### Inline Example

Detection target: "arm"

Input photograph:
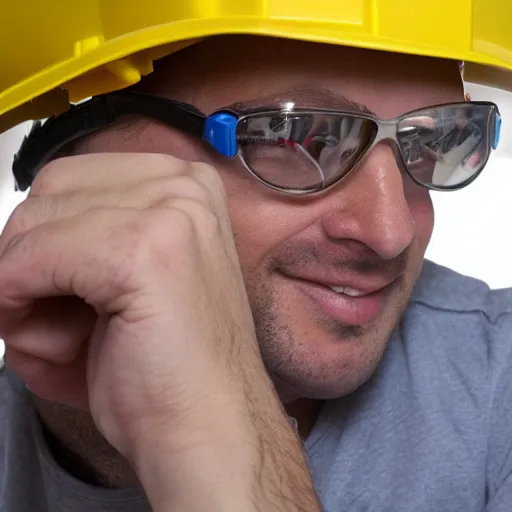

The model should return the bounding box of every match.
[134,397,321,512]
[0,154,322,512]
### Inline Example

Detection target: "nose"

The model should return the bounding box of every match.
[321,144,416,260]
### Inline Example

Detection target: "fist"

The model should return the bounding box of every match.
[0,153,263,458]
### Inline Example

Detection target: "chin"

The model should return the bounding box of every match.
[258,320,392,402]
[249,272,409,401]
[271,355,384,402]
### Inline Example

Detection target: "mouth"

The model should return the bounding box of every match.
[279,272,397,327]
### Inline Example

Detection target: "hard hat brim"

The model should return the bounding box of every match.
[1,17,511,134]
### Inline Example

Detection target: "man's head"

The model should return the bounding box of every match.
[54,36,465,401]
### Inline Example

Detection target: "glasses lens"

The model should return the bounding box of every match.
[397,103,495,189]
[237,112,377,193]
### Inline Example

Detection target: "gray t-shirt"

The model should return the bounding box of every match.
[1,260,511,511]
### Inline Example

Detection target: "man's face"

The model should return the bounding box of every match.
[80,36,464,401]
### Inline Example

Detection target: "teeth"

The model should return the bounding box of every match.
[330,286,366,297]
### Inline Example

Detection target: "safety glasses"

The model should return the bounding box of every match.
[13,91,501,195]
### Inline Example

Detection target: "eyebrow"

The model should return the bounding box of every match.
[225,86,376,115]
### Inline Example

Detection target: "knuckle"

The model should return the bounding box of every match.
[156,207,197,246]
[126,208,196,270]
[189,162,221,186]
[194,163,227,201]
[192,201,221,235]
[2,195,66,243]
[145,152,186,173]
[177,176,211,204]
[1,198,36,239]
[171,198,221,238]
[156,175,210,204]
[29,159,67,196]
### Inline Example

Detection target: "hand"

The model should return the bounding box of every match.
[1,152,256,436]
[0,153,320,511]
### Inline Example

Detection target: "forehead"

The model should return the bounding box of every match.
[144,35,464,117]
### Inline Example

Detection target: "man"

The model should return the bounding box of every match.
[0,3,511,511]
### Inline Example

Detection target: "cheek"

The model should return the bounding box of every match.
[405,184,435,251]
[219,171,308,273]
[227,196,294,272]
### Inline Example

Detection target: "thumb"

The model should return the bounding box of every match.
[0,296,95,364]
[5,346,90,410]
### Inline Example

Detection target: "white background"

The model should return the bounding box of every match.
[0,83,511,359]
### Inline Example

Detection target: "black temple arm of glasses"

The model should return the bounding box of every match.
[12,92,206,191]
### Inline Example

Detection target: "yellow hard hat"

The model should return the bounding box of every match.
[1,0,512,135]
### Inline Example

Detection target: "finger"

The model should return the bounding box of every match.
[5,347,89,410]
[0,207,185,312]
[29,153,190,196]
[0,172,224,256]
[1,296,95,364]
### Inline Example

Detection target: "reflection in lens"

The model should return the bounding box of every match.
[397,104,493,188]
[238,113,376,192]
[240,132,326,190]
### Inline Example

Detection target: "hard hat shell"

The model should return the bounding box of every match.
[1,0,511,134]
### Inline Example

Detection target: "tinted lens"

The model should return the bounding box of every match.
[397,104,495,189]
[237,112,377,192]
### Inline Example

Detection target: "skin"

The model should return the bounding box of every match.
[93,37,462,400]
[1,35,464,491]
[0,151,317,512]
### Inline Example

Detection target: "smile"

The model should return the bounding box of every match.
[281,274,397,327]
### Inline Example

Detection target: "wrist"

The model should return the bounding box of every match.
[131,403,320,512]
[128,367,321,512]
[131,412,263,512]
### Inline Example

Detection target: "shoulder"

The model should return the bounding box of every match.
[411,259,512,322]
[406,260,512,374]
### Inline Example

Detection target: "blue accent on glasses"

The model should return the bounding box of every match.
[203,112,238,157]
[493,113,502,150]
